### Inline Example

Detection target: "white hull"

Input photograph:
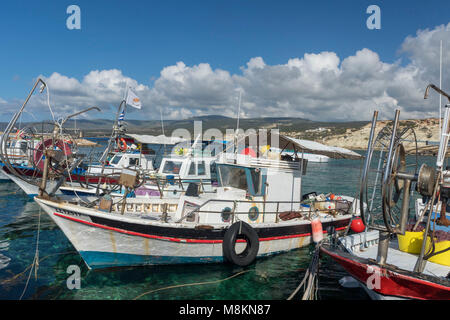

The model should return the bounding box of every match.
[35,197,353,269]
[0,170,10,181]
[6,172,62,197]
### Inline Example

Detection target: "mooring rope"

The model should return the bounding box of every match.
[18,207,42,300]
[133,269,251,300]
[1,251,77,286]
[287,243,321,300]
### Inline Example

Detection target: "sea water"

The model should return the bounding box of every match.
[0,150,437,300]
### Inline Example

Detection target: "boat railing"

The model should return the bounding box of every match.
[174,198,354,224]
[143,176,218,198]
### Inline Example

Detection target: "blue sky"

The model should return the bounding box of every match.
[0,0,449,121]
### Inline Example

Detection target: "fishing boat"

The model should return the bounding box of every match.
[0,132,39,181]
[33,131,362,269]
[58,137,220,198]
[0,79,160,198]
[320,85,450,300]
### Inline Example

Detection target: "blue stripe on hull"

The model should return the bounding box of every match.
[60,190,94,196]
[79,251,224,269]
[79,249,293,269]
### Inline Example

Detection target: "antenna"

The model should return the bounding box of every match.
[439,40,443,135]
[236,89,242,134]
[160,108,166,152]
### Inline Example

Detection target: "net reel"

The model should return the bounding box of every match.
[360,110,436,234]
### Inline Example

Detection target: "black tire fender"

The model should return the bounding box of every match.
[222,221,259,266]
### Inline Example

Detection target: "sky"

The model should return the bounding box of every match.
[0,0,449,123]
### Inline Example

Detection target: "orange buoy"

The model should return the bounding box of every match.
[311,218,324,243]
[118,138,127,151]
[350,218,365,233]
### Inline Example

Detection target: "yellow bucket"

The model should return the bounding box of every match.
[425,237,450,267]
[397,231,424,254]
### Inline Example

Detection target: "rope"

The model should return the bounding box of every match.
[45,84,56,123]
[287,243,321,300]
[133,269,251,300]
[1,251,77,286]
[18,207,41,300]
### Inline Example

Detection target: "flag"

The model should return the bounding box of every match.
[125,87,142,109]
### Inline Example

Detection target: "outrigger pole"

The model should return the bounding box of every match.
[414,85,450,272]
[0,78,47,182]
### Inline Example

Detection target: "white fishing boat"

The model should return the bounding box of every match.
[0,135,39,181]
[86,151,155,175]
[34,132,362,269]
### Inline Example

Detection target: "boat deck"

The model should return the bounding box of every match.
[339,230,449,278]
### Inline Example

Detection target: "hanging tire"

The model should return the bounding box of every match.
[223,221,259,266]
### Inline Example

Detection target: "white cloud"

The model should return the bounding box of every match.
[3,23,450,123]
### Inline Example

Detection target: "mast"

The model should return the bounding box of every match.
[234,89,242,162]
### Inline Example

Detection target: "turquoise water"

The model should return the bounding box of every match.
[0,153,436,300]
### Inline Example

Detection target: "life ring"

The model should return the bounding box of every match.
[33,138,73,172]
[222,221,259,266]
[118,138,127,151]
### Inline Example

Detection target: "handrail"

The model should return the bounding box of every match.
[174,198,353,223]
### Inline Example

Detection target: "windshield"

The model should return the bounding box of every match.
[218,165,248,190]
[110,155,122,165]
[162,160,183,174]
[198,161,206,176]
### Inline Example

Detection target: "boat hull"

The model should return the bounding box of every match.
[35,197,351,269]
[320,244,450,300]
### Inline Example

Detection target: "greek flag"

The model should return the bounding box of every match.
[118,111,125,126]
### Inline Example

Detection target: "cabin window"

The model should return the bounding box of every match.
[221,207,232,222]
[210,162,217,176]
[248,206,259,221]
[188,162,196,175]
[110,155,122,165]
[162,161,183,174]
[129,158,139,166]
[19,141,27,153]
[250,168,262,194]
[218,165,248,190]
[197,161,206,176]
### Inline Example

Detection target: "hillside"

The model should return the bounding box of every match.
[1,116,441,155]
[320,118,441,155]
[0,115,369,137]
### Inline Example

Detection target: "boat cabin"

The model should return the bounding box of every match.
[174,154,305,225]
[88,152,155,175]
